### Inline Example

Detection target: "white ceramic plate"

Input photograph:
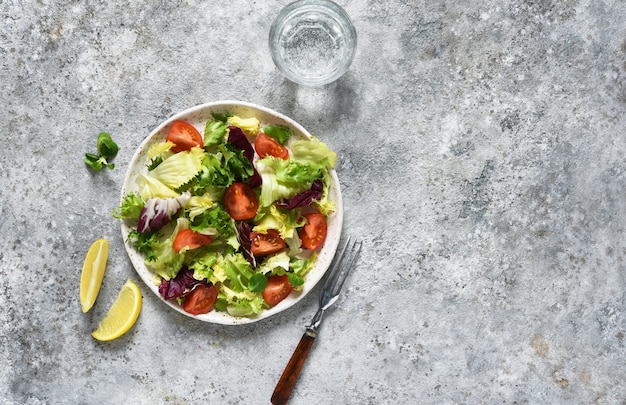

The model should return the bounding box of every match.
[120,101,343,325]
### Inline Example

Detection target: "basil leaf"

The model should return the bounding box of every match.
[287,272,304,287]
[84,153,104,171]
[97,132,119,158]
[248,273,268,293]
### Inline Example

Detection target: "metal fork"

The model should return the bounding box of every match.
[271,237,362,405]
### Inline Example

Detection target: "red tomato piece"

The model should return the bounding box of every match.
[183,284,218,315]
[224,182,259,220]
[299,213,328,250]
[262,275,293,307]
[173,229,213,253]
[250,229,286,256]
[166,120,204,153]
[254,132,289,159]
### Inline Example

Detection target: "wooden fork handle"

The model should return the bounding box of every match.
[271,331,316,405]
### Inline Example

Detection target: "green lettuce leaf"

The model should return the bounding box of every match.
[149,146,205,189]
[253,205,304,254]
[204,120,228,148]
[256,156,323,207]
[145,218,188,280]
[290,136,337,168]
[112,192,144,219]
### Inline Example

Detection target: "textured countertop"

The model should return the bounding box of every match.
[1,1,625,404]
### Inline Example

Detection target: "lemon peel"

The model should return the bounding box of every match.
[80,239,109,313]
[91,279,142,341]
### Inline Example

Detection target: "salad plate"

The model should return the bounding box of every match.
[119,100,343,325]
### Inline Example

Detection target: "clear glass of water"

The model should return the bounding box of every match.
[269,0,357,86]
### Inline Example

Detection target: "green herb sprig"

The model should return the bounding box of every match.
[85,132,119,171]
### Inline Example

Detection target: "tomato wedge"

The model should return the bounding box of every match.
[224,182,259,220]
[250,229,286,256]
[173,229,213,253]
[166,120,204,153]
[183,284,218,315]
[262,275,293,307]
[299,213,328,250]
[254,132,289,159]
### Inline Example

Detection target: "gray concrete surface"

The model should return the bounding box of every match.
[1,0,625,404]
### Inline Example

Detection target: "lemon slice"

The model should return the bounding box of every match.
[80,238,109,313]
[92,279,142,341]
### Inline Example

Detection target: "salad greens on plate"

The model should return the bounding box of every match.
[114,111,338,319]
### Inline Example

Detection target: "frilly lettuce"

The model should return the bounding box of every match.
[256,156,323,207]
[186,195,214,220]
[220,287,267,317]
[112,192,144,219]
[208,253,271,316]
[257,251,291,275]
[138,173,179,200]
[188,204,238,249]
[145,218,189,280]
[147,141,174,160]
[212,253,254,290]
[316,170,336,216]
[189,251,220,282]
[253,205,304,254]
[149,146,205,189]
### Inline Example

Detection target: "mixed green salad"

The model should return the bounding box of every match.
[113,112,337,317]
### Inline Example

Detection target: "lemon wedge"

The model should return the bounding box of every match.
[80,238,109,313]
[91,279,142,341]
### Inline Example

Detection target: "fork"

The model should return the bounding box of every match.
[271,237,362,405]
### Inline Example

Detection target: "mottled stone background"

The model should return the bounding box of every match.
[1,0,625,404]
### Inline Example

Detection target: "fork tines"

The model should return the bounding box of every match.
[321,236,362,303]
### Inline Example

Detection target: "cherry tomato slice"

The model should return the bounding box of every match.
[262,275,293,307]
[224,182,259,220]
[299,213,328,250]
[254,132,289,159]
[166,120,204,153]
[173,229,213,253]
[250,229,286,256]
[183,284,218,315]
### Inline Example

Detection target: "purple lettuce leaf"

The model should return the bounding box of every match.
[158,267,207,300]
[137,192,191,233]
[227,126,254,161]
[235,220,256,267]
[276,179,323,209]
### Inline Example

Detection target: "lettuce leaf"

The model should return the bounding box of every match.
[144,218,188,280]
[186,195,214,220]
[184,144,254,194]
[204,120,228,148]
[227,115,260,136]
[138,173,180,200]
[149,146,205,189]
[112,192,144,219]
[137,192,190,233]
[253,205,304,254]
[316,169,336,216]
[147,141,174,161]
[189,251,220,282]
[210,253,270,316]
[256,156,323,207]
[291,136,337,168]
[256,251,291,275]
